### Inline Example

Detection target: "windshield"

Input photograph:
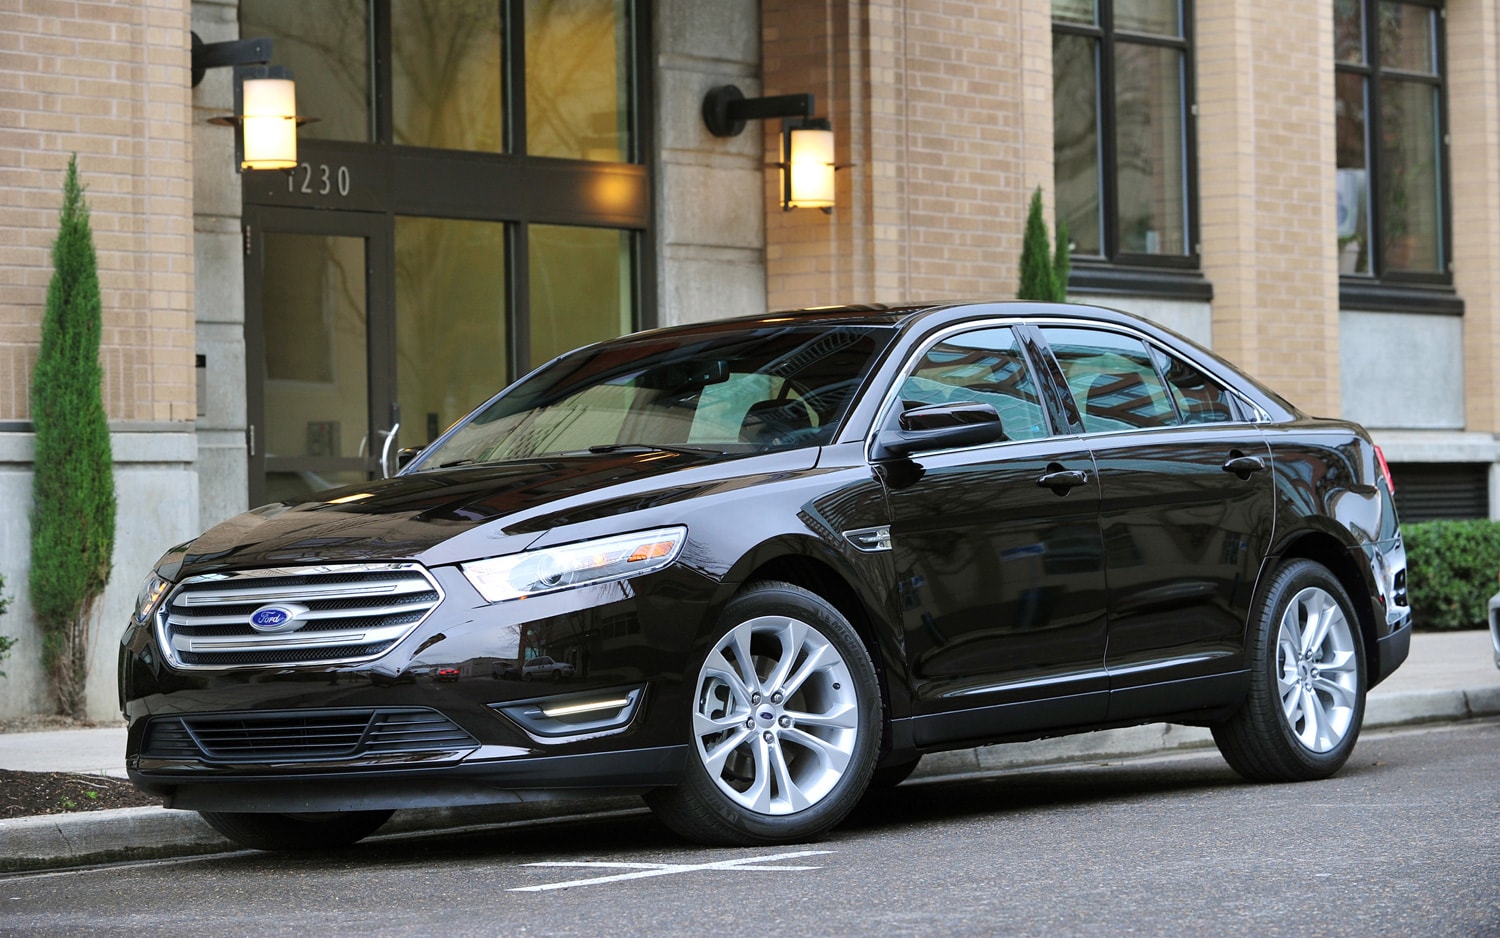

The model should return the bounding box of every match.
[409,324,893,469]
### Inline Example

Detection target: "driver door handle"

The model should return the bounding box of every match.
[1037,467,1089,494]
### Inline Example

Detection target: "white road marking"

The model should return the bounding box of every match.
[510,849,834,892]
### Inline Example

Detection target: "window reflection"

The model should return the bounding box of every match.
[396,217,508,447]
[241,0,370,141]
[526,0,633,161]
[392,0,504,152]
[1114,42,1186,256]
[528,225,633,368]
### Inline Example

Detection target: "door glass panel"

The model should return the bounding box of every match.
[261,233,369,502]
[391,0,504,151]
[396,217,509,447]
[241,0,370,142]
[899,327,1051,442]
[527,225,633,368]
[1042,327,1177,432]
[1148,347,1239,424]
[526,0,633,161]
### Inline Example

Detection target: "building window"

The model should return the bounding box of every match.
[1335,0,1448,283]
[1052,0,1196,270]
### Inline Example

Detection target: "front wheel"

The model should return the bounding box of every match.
[1213,559,1366,782]
[645,581,881,846]
[199,809,394,851]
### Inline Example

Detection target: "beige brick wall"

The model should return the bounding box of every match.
[764,0,1054,310]
[1450,0,1500,436]
[0,0,195,423]
[1197,2,1341,417]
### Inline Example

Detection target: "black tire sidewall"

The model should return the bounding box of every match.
[1252,559,1368,776]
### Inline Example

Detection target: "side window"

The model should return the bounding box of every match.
[1040,327,1176,433]
[1148,346,1240,424]
[899,326,1050,442]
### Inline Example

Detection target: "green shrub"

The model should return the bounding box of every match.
[1401,519,1500,631]
[1018,187,1067,302]
[29,155,116,715]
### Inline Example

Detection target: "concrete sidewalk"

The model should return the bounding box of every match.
[3,630,1496,873]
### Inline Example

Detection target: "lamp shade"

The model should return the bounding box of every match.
[241,76,297,170]
[783,123,835,210]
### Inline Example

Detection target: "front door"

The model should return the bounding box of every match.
[245,207,396,508]
[880,324,1110,747]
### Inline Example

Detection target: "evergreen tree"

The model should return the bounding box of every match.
[30,155,116,717]
[1017,187,1056,301]
[1052,216,1071,302]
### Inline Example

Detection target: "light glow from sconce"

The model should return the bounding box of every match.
[241,76,298,170]
[782,121,835,210]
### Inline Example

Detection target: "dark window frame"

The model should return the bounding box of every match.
[1335,0,1455,312]
[1052,1,1203,293]
[243,0,657,373]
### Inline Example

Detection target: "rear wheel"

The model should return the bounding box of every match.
[199,809,394,851]
[1213,559,1366,782]
[646,581,881,845]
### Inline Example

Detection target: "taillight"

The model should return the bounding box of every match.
[1375,445,1394,494]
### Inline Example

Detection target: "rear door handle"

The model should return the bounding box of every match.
[1222,453,1266,479]
[1037,467,1089,494]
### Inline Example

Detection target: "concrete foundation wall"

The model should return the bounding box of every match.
[0,429,199,722]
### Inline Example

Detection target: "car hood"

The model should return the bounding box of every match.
[157,449,818,579]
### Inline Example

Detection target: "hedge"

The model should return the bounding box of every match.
[1401,519,1500,631]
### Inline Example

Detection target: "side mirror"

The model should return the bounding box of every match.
[396,446,424,471]
[871,401,1005,460]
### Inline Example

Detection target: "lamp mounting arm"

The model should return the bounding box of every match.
[703,85,815,137]
[191,31,273,88]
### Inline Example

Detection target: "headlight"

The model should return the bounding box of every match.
[462,526,687,603]
[133,571,170,624]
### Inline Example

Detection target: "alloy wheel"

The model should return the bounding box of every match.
[691,614,860,815]
[1275,585,1360,753]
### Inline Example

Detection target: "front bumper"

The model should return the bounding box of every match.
[120,562,713,812]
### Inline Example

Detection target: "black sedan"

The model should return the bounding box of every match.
[120,301,1411,850]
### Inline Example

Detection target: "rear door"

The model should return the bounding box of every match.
[1034,324,1275,722]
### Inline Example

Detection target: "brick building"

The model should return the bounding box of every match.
[0,0,1488,718]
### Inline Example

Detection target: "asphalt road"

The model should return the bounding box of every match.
[4,720,1497,937]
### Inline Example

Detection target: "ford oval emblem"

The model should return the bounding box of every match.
[248,604,304,633]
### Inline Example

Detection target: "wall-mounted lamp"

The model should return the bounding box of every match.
[782,118,835,212]
[702,84,837,212]
[191,32,311,172]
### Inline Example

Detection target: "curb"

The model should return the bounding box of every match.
[4,686,1497,874]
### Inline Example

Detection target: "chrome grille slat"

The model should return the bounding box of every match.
[169,598,436,629]
[156,563,443,670]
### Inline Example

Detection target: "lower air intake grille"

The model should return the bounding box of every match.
[141,708,479,763]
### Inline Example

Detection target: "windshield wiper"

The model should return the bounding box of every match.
[586,444,724,457]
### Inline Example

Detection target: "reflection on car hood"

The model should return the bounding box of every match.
[159,450,813,578]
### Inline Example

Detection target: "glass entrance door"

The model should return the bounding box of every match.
[245,208,395,507]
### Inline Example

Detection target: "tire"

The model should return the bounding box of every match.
[199,809,394,851]
[645,581,882,846]
[1213,559,1367,782]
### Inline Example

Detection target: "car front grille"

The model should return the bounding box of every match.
[140,708,479,763]
[156,563,442,670]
